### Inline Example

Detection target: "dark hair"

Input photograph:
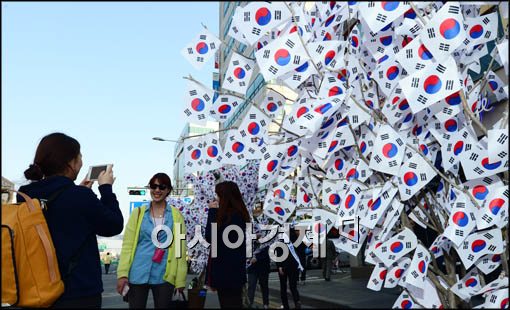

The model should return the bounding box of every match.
[149,173,173,197]
[24,132,81,181]
[215,181,251,227]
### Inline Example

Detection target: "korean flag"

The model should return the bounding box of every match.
[459,139,509,180]
[280,60,319,89]
[367,262,387,291]
[450,268,482,301]
[455,228,504,269]
[201,133,224,173]
[401,244,430,291]
[183,80,215,125]
[360,182,398,230]
[321,179,343,213]
[181,27,222,70]
[384,257,411,289]
[337,183,365,221]
[222,52,256,95]
[440,126,477,172]
[374,228,418,267]
[263,194,295,224]
[463,175,503,208]
[358,1,410,33]
[486,70,509,102]
[209,94,241,123]
[268,178,294,202]
[374,55,403,97]
[475,253,504,275]
[379,200,404,242]
[369,124,406,175]
[443,192,477,247]
[427,91,463,123]
[478,288,508,309]
[233,2,292,45]
[223,130,250,166]
[307,40,347,72]
[183,137,205,174]
[260,89,285,119]
[237,106,271,154]
[227,8,249,45]
[258,143,286,188]
[255,32,309,81]
[312,208,336,237]
[488,129,509,165]
[325,150,349,180]
[399,56,461,114]
[392,290,419,309]
[277,141,302,181]
[419,2,466,62]
[397,150,437,201]
[476,186,509,230]
[395,36,437,73]
[462,12,498,50]
[318,72,348,99]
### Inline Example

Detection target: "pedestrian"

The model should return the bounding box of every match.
[298,243,308,286]
[246,238,270,309]
[18,132,124,308]
[116,173,188,309]
[205,181,251,308]
[276,228,303,309]
[103,252,112,274]
[323,232,336,281]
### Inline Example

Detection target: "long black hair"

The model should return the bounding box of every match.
[215,181,251,227]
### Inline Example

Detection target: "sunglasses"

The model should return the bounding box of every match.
[149,184,168,191]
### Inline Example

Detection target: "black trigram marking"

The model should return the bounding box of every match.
[448,5,460,14]
[427,28,436,38]
[439,43,450,52]
[252,27,261,35]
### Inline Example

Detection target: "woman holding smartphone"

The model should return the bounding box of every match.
[116,173,188,309]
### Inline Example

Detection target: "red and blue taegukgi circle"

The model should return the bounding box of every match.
[191,98,205,112]
[453,141,464,156]
[381,1,399,11]
[386,66,399,80]
[232,142,244,153]
[440,18,461,40]
[274,49,291,66]
[255,7,271,26]
[218,104,231,114]
[452,211,469,227]
[324,50,336,66]
[471,239,486,253]
[329,86,343,96]
[418,260,426,273]
[469,24,484,39]
[344,194,356,209]
[329,194,340,205]
[489,198,505,215]
[234,67,246,79]
[401,300,412,309]
[248,122,260,135]
[403,171,418,186]
[369,197,382,211]
[274,189,285,199]
[380,35,393,46]
[328,140,339,153]
[297,106,309,118]
[346,168,359,180]
[399,99,409,111]
[267,159,278,172]
[418,44,433,60]
[335,158,344,171]
[472,185,489,200]
[488,80,499,91]
[482,157,501,170]
[446,92,461,106]
[315,103,333,114]
[295,62,308,72]
[423,75,442,94]
[287,145,298,157]
[274,205,285,216]
[351,35,359,48]
[191,149,201,160]
[465,278,478,287]
[195,42,209,55]
[444,119,458,132]
[207,145,218,158]
[266,102,278,112]
[390,241,403,253]
[324,14,336,27]
[382,143,398,158]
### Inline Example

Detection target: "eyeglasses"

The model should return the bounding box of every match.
[149,184,168,191]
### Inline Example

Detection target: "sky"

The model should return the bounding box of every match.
[2,2,219,233]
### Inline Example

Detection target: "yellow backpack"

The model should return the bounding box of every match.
[1,190,64,307]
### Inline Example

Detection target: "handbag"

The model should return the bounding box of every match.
[170,291,188,308]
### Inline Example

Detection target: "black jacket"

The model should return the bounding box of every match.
[205,208,247,289]
[276,231,306,271]
[247,245,270,275]
[17,176,123,300]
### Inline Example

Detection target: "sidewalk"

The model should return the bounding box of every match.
[267,268,401,309]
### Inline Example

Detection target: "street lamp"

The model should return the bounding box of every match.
[152,137,180,143]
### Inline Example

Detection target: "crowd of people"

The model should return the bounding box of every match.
[18,132,342,309]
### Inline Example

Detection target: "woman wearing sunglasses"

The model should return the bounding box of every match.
[116,173,188,308]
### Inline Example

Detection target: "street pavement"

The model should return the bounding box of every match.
[100,266,401,308]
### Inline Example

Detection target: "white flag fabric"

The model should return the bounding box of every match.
[478,288,508,309]
[321,179,343,213]
[443,192,477,246]
[476,185,509,230]
[360,182,398,229]
[227,8,249,44]
[311,208,336,236]
[260,89,286,119]
[280,60,319,89]
[236,106,271,158]
[209,94,242,123]
[487,70,509,102]
[369,124,406,175]
[201,133,224,172]
[337,183,365,221]
[450,268,482,301]
[374,228,418,267]
[402,244,431,290]
[258,143,286,188]
[459,139,509,180]
[419,2,466,62]
[358,2,410,33]
[475,253,503,275]
[461,12,498,50]
[367,262,387,291]
[374,55,403,97]
[462,175,503,209]
[222,52,256,95]
[255,32,309,81]
[392,290,422,309]
[318,72,348,99]
[488,129,509,165]
[440,126,477,172]
[183,81,215,125]
[395,36,437,73]
[222,130,252,165]
[398,150,437,201]
[496,40,509,75]
[399,56,461,114]
[455,228,504,269]
[263,193,295,224]
[307,40,347,71]
[232,2,292,45]
[183,137,205,174]
[384,257,411,289]
[181,28,222,70]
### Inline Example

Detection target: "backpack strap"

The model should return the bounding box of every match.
[40,184,73,211]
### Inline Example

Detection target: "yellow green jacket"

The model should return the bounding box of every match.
[117,205,188,288]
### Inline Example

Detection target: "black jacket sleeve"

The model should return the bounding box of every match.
[205,208,217,243]
[83,184,124,237]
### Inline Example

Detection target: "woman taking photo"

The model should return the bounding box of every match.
[116,173,188,309]
[206,181,251,308]
[18,132,124,308]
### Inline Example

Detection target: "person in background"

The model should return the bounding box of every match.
[116,173,188,309]
[103,252,112,274]
[276,228,304,309]
[206,181,251,308]
[323,232,337,281]
[246,236,270,309]
[18,132,124,308]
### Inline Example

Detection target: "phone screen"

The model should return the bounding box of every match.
[89,166,107,180]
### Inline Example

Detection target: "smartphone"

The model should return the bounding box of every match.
[86,164,112,181]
